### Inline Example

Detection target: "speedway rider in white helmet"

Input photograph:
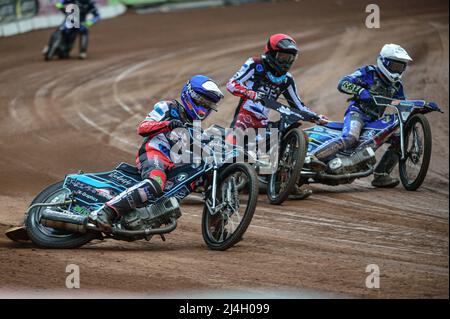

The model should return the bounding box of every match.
[309,44,413,188]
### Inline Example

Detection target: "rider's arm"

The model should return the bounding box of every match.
[55,0,67,12]
[88,0,101,21]
[283,75,318,118]
[337,67,368,96]
[137,102,171,138]
[394,82,407,100]
[226,58,258,100]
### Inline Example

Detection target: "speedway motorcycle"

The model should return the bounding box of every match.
[6,125,259,251]
[301,96,443,190]
[256,96,442,204]
[250,98,320,205]
[43,21,79,61]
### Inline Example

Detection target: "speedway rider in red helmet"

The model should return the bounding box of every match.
[227,33,327,200]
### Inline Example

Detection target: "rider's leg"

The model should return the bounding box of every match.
[225,109,266,156]
[78,27,89,59]
[372,133,400,188]
[96,178,164,232]
[311,109,365,167]
[95,149,172,232]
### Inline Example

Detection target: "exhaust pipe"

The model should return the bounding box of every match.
[40,209,177,237]
[301,168,374,181]
[40,209,89,233]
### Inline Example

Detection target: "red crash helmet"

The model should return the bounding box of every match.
[263,34,299,76]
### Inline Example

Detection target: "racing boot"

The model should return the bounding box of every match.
[79,33,88,59]
[289,184,313,200]
[371,149,400,188]
[94,204,117,233]
[92,178,163,232]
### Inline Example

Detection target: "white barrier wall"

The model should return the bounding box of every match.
[0,3,126,37]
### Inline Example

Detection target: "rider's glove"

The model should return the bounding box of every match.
[168,119,185,130]
[254,92,268,102]
[82,20,95,28]
[358,88,372,102]
[245,90,258,100]
[55,2,64,10]
[245,90,266,102]
[316,114,329,125]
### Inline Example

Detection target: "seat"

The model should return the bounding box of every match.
[323,122,344,130]
[115,162,142,180]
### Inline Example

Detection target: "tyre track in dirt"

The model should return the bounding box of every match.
[0,0,448,298]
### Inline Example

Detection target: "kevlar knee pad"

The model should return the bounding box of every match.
[342,134,359,150]
[314,138,346,161]
[105,178,163,216]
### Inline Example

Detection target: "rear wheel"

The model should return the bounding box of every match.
[25,181,97,248]
[267,128,307,205]
[399,114,432,191]
[202,163,258,251]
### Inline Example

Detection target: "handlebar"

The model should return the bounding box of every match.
[259,98,321,123]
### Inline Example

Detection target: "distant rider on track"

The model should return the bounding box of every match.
[44,0,100,59]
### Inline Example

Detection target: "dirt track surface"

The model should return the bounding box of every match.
[0,0,448,298]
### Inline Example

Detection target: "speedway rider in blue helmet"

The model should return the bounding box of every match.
[94,75,224,232]
[310,44,413,188]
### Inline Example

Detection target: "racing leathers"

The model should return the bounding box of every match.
[55,0,100,56]
[312,65,406,186]
[96,100,190,230]
[227,56,319,199]
[227,56,319,130]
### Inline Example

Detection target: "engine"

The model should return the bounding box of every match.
[327,147,377,175]
[121,197,182,230]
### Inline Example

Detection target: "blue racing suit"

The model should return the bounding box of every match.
[313,65,406,161]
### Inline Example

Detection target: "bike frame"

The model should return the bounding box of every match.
[368,96,442,160]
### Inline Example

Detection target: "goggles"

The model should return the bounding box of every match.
[187,84,221,111]
[275,52,297,65]
[385,59,407,74]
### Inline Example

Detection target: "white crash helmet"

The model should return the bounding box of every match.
[377,44,413,83]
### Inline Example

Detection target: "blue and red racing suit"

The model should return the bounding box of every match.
[103,100,191,217]
[135,100,191,190]
[227,56,318,130]
[313,65,406,161]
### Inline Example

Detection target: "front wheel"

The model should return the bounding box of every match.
[25,181,98,248]
[399,114,432,191]
[44,30,62,61]
[202,163,258,251]
[267,128,307,205]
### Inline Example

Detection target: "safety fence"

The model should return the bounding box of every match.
[0,0,271,36]
[0,0,125,36]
